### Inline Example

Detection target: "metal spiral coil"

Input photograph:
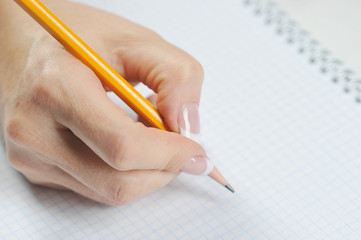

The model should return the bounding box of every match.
[243,0,361,103]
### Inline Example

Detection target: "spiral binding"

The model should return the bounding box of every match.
[243,0,361,102]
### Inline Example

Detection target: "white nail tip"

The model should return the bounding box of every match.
[180,127,202,143]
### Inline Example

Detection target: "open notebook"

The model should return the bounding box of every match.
[1,0,361,239]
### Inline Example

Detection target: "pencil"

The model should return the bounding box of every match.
[13,0,234,193]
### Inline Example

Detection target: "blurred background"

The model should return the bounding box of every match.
[273,0,360,74]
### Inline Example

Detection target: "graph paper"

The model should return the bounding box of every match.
[1,0,361,239]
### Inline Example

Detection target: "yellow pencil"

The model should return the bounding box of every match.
[13,0,234,193]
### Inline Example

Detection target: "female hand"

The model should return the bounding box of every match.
[0,0,205,205]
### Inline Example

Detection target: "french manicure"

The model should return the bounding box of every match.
[181,156,214,175]
[178,102,201,142]
[179,103,213,175]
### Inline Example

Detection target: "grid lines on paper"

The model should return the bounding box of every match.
[0,0,361,239]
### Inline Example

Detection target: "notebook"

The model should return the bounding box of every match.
[1,0,361,239]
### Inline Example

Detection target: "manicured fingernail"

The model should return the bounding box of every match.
[179,103,212,176]
[181,156,214,175]
[178,102,201,142]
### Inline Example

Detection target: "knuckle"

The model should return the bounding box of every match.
[29,71,60,110]
[165,145,187,171]
[183,59,204,83]
[5,118,31,147]
[106,178,135,205]
[190,58,204,78]
[168,57,204,89]
[108,130,132,171]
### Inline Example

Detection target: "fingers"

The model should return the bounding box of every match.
[4,119,115,204]
[6,49,206,204]
[116,38,204,132]
[42,53,206,172]
[9,151,125,205]
[7,125,178,205]
[53,132,178,205]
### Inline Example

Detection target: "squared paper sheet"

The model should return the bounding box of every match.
[1,0,361,239]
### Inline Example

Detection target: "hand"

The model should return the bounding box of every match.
[0,0,205,205]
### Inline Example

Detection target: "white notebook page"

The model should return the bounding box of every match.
[1,0,361,239]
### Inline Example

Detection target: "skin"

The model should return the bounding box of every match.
[0,0,206,205]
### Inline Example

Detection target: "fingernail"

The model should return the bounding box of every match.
[181,156,214,175]
[178,102,201,142]
[179,103,212,176]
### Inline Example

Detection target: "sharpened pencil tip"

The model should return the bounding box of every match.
[224,184,235,193]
